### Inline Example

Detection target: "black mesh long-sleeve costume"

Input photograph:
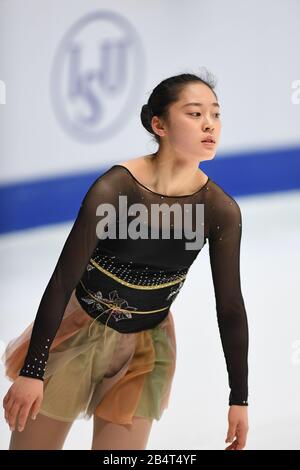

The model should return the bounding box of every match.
[19,164,249,406]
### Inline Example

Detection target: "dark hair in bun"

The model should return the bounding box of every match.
[140,104,154,135]
[140,68,218,145]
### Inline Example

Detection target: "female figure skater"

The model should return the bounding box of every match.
[2,71,249,450]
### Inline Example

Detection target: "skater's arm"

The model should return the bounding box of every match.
[18,169,118,381]
[208,196,249,407]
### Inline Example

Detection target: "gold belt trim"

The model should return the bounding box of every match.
[90,258,186,289]
[79,281,170,346]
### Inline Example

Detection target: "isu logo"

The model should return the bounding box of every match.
[50,10,145,142]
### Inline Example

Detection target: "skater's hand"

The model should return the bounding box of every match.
[3,376,43,432]
[225,405,249,450]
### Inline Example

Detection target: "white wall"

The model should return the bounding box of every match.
[1,0,299,184]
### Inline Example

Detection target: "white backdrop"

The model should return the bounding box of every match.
[0,0,300,183]
[0,0,300,451]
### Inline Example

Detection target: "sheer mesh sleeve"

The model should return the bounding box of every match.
[19,168,118,381]
[208,196,249,406]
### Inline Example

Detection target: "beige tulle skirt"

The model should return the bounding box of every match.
[2,290,177,425]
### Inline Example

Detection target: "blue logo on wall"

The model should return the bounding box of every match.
[50,10,146,143]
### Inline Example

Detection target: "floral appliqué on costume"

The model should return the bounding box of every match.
[81,288,138,322]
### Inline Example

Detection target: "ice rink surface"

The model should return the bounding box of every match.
[0,189,299,449]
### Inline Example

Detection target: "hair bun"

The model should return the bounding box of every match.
[140,103,154,134]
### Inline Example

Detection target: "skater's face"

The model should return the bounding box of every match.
[152,82,221,161]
